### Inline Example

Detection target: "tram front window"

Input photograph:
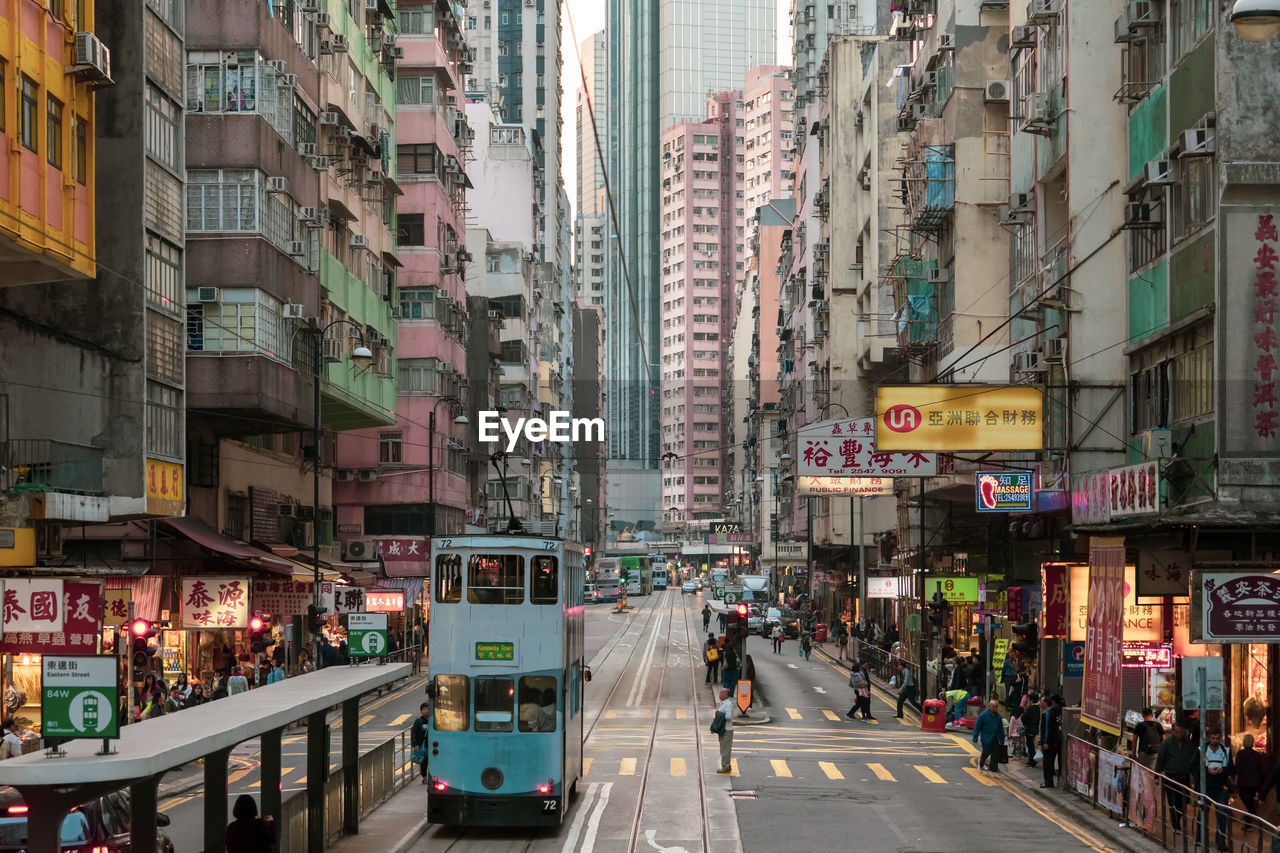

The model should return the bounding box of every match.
[433,674,469,731]
[468,555,524,604]
[518,675,557,732]
[530,556,558,604]
[474,676,515,732]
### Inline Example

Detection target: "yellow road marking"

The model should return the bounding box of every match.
[822,710,841,721]
[770,759,792,778]
[620,757,637,775]
[671,757,687,776]
[964,767,998,787]
[786,708,802,720]
[987,772,1114,852]
[867,763,896,781]
[228,765,255,786]
[390,714,411,726]
[583,758,593,776]
[359,714,375,726]
[729,758,740,776]
[606,709,618,719]
[819,761,844,780]
[915,765,947,784]
[676,709,689,719]
[949,734,981,756]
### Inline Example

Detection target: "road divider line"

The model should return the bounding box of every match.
[670,757,686,776]
[583,758,593,776]
[988,773,1114,853]
[729,758,740,776]
[867,763,896,781]
[769,759,792,778]
[620,757,637,775]
[578,781,612,853]
[785,708,802,720]
[560,781,597,853]
[390,713,411,726]
[676,709,689,719]
[819,761,844,780]
[915,765,947,784]
[963,767,998,787]
[359,714,375,726]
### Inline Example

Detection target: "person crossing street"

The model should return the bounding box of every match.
[972,699,1006,774]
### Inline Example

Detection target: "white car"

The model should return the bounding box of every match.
[681,580,699,594]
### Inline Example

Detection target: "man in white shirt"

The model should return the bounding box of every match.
[716,688,736,773]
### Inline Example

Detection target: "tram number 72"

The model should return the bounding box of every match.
[542,540,556,550]
[542,799,558,812]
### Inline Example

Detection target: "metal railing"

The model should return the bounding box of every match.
[1,438,104,494]
[854,641,923,696]
[279,728,416,853]
[1063,735,1280,852]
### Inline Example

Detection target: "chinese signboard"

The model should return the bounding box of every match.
[1070,469,1111,526]
[1219,209,1280,457]
[1,581,101,655]
[873,386,1044,451]
[181,577,250,629]
[366,591,406,612]
[1181,656,1225,711]
[3,578,65,634]
[104,589,130,628]
[1108,461,1161,518]
[375,537,429,578]
[796,476,895,497]
[707,530,756,545]
[332,587,367,615]
[866,577,909,599]
[41,655,118,740]
[348,612,388,656]
[145,458,185,516]
[1122,642,1173,668]
[1082,538,1125,735]
[798,418,937,477]
[475,641,515,661]
[1041,563,1069,638]
[1136,549,1197,596]
[1201,572,1280,641]
[923,576,979,603]
[976,471,1034,512]
[251,580,335,619]
[991,638,1010,673]
[1007,587,1023,623]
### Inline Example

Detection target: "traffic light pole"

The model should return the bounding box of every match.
[918,481,930,698]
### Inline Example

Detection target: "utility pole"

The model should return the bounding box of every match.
[918,481,929,697]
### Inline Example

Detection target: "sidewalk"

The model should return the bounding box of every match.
[327,782,431,853]
[812,644,1161,853]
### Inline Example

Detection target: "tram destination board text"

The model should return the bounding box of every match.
[475,641,515,661]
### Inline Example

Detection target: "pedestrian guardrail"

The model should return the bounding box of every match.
[855,641,922,695]
[279,728,416,852]
[1063,735,1280,852]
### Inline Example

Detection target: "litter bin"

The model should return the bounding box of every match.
[921,699,947,733]
[814,623,828,643]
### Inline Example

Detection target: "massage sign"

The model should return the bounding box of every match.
[1202,572,1280,641]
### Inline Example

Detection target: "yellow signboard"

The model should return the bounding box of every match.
[104,589,131,627]
[874,385,1044,451]
[145,458,185,516]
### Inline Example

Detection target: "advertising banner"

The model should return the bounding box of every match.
[798,417,937,477]
[796,476,894,497]
[1108,461,1161,518]
[874,385,1044,451]
[1082,538,1125,734]
[923,576,979,603]
[1201,572,1280,641]
[1069,564,1162,643]
[1122,642,1173,668]
[1,581,101,655]
[1128,763,1160,833]
[367,590,406,612]
[1070,469,1111,526]
[1097,752,1127,814]
[1040,563,1069,638]
[3,578,65,634]
[976,471,1034,512]
[1064,641,1085,677]
[1070,739,1095,797]
[181,577,250,629]
[866,577,909,599]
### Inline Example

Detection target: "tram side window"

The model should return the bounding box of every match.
[518,675,557,731]
[467,554,524,604]
[570,663,580,715]
[433,674,469,731]
[435,555,462,603]
[530,556,558,604]
[474,676,515,732]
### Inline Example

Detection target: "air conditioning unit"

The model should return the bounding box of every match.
[488,309,502,319]
[292,521,315,549]
[1022,92,1053,132]
[366,168,385,183]
[335,469,355,481]
[300,0,319,10]
[937,33,955,50]
[320,111,340,126]
[387,46,404,59]
[1140,427,1174,460]
[997,204,1028,227]
[1027,0,1060,23]
[266,60,286,73]
[984,79,1011,104]
[266,176,289,193]
[358,469,378,482]
[1145,159,1174,185]
[1181,127,1215,156]
[300,206,322,222]
[861,172,872,190]
[1014,350,1046,375]
[321,338,341,363]
[1040,283,1073,309]
[278,73,298,88]
[308,156,331,171]
[283,303,307,319]
[436,361,453,373]
[72,32,112,84]
[382,33,397,47]
[928,268,951,284]
[314,12,331,28]
[297,142,319,156]
[343,538,377,560]
[1126,202,1153,224]
[923,70,939,88]
[287,241,307,257]
[278,503,295,517]
[331,34,349,51]
[1011,24,1036,47]
[350,234,369,248]
[197,286,221,303]
[1042,336,1067,362]
[1010,191,1033,212]
[365,0,377,9]
[295,505,315,521]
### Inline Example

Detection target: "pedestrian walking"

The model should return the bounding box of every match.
[835,622,849,660]
[1155,723,1197,831]
[225,794,277,853]
[1,718,22,759]
[411,700,431,783]
[972,700,1006,774]
[703,635,721,684]
[845,661,874,721]
[718,612,726,632]
[1021,693,1040,767]
[801,633,812,661]
[702,604,712,632]
[713,688,735,773]
[894,660,921,717]
[721,643,740,691]
[1201,728,1234,850]
[1130,707,1163,767]
[771,623,783,654]
[1235,733,1267,814]
[1038,694,1063,787]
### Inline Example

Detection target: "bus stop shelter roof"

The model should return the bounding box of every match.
[0,663,413,787]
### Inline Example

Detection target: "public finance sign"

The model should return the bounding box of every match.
[797,476,894,497]
[976,471,1034,512]
[1201,572,1280,641]
[42,655,118,739]
[348,612,389,657]
[923,576,979,603]
[874,386,1044,451]
[798,418,937,477]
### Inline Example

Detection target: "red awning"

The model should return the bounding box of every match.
[162,517,294,575]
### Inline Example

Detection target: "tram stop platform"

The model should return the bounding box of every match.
[0,662,412,853]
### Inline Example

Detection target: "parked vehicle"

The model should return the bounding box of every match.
[0,787,175,852]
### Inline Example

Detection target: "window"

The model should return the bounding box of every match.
[397,357,439,393]
[433,674,469,731]
[73,115,87,184]
[1171,157,1216,242]
[398,213,425,246]
[45,95,63,168]
[518,675,557,731]
[147,313,184,383]
[467,554,524,604]
[474,677,514,732]
[397,6,434,33]
[0,58,6,133]
[20,75,37,151]
[1130,361,1169,432]
[396,75,435,105]
[379,432,403,463]
[145,85,180,169]
[185,52,293,141]
[530,556,558,604]
[435,554,462,602]
[146,380,183,458]
[397,143,438,176]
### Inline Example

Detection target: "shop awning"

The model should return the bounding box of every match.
[373,577,425,602]
[281,557,343,583]
[344,570,377,586]
[104,576,165,621]
[261,542,300,558]
[161,517,293,575]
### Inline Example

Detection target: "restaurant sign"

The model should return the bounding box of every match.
[1201,572,1280,641]
[1122,642,1173,669]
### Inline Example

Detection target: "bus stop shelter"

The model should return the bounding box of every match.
[0,663,413,853]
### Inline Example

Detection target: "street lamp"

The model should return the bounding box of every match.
[1231,0,1280,41]
[428,396,469,538]
[312,319,374,670]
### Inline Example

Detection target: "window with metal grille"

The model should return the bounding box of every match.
[147,312,185,383]
[146,380,183,459]
[378,432,403,464]
[19,75,37,152]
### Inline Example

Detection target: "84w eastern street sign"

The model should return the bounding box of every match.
[348,612,389,657]
[42,655,118,739]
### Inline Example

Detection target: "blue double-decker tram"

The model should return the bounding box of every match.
[427,534,586,826]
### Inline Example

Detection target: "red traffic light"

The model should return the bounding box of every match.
[736,603,748,617]
[249,615,265,632]
[130,618,150,637]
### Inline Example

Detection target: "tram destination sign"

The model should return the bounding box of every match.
[348,612,389,657]
[41,655,119,740]
[475,641,515,661]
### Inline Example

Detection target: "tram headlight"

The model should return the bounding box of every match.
[430,777,449,792]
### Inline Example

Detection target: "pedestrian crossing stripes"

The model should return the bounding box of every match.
[866,763,895,781]
[818,761,843,780]
[583,755,978,784]
[916,765,947,784]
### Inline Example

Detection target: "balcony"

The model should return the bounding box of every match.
[907,145,956,232]
[1,439,104,495]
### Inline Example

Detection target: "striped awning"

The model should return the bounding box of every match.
[373,577,424,603]
[104,576,165,621]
